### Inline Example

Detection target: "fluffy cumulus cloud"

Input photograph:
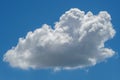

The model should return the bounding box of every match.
[3,8,116,70]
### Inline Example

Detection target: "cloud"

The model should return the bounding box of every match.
[3,8,116,70]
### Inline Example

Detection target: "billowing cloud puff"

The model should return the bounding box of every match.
[3,8,116,70]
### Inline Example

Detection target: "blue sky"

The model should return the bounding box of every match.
[0,0,120,80]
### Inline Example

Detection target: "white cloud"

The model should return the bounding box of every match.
[3,8,116,70]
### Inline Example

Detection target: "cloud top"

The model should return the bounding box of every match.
[3,8,116,70]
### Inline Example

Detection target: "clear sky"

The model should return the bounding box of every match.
[0,0,120,80]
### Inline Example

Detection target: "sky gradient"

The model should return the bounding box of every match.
[0,0,120,80]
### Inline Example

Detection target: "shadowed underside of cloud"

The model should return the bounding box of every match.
[3,8,116,70]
